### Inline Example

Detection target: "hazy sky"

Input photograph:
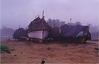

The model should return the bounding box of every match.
[0,0,99,29]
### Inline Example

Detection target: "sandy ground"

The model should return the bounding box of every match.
[0,40,99,64]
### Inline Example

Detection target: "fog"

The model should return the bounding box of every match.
[0,0,99,29]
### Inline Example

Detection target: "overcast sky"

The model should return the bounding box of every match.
[0,0,99,29]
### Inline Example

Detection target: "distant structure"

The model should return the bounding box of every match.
[12,11,92,43]
[70,18,72,23]
[27,11,51,42]
[0,26,15,40]
[60,24,91,43]
[89,26,99,40]
[13,28,28,40]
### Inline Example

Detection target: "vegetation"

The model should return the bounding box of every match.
[0,44,11,54]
